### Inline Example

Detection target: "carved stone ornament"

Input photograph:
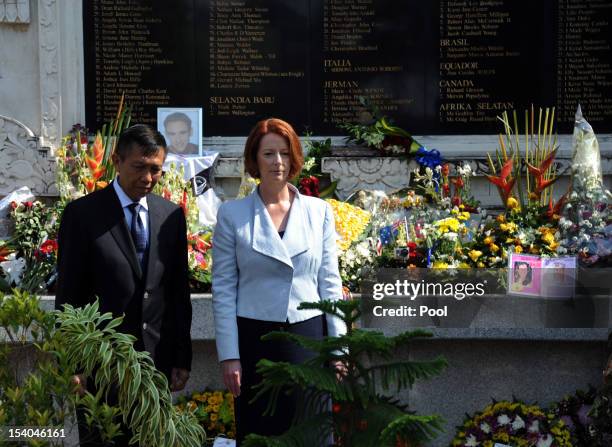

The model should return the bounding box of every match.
[0,0,30,23]
[322,157,418,200]
[38,0,61,149]
[0,115,57,196]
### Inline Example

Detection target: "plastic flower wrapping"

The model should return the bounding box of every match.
[556,109,611,266]
[451,400,572,447]
[176,389,235,442]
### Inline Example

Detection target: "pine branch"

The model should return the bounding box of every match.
[243,412,334,447]
[380,412,445,444]
[366,357,447,392]
[253,360,354,408]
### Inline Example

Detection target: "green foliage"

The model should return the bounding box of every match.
[339,97,420,157]
[56,301,206,446]
[243,299,447,447]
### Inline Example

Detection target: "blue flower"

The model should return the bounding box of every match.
[415,147,442,169]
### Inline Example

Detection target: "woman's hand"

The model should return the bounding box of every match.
[222,359,242,397]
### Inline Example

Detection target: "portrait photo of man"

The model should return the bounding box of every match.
[157,108,202,155]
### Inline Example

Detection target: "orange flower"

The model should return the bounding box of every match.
[83,177,96,192]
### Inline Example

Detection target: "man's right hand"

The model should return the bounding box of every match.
[221,359,242,397]
[71,374,87,396]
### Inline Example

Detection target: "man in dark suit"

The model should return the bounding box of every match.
[56,124,192,445]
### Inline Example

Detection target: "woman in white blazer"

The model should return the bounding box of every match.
[212,118,346,443]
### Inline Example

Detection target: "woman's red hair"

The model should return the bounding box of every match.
[243,118,304,180]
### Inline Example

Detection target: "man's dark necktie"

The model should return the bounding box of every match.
[128,202,147,266]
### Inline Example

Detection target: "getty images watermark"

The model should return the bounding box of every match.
[360,268,612,329]
[372,278,487,317]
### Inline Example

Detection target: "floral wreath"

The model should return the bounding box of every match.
[451,400,572,447]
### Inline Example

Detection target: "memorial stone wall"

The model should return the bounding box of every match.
[84,0,612,136]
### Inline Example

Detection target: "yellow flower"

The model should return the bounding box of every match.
[432,261,449,269]
[497,432,510,442]
[541,232,555,245]
[489,243,499,253]
[436,217,461,233]
[458,262,470,268]
[477,262,485,268]
[211,414,218,422]
[496,214,506,223]
[500,222,518,233]
[468,250,482,262]
[514,245,523,253]
[506,197,520,210]
[530,246,540,254]
[326,199,371,252]
[483,236,494,245]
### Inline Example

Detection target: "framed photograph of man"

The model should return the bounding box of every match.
[157,108,203,156]
[508,253,542,297]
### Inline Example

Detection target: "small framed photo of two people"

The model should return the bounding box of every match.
[157,108,203,156]
[508,253,542,297]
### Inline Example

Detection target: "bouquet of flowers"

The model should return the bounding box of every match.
[1,200,63,292]
[326,198,373,288]
[154,163,212,289]
[176,389,235,444]
[451,400,572,447]
[557,165,611,266]
[56,99,131,202]
[548,387,600,446]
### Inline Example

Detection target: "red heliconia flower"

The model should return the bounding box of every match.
[163,188,172,200]
[23,201,33,208]
[85,133,105,172]
[545,191,568,220]
[9,201,18,210]
[451,196,462,207]
[526,149,558,197]
[332,403,342,414]
[486,158,516,203]
[83,178,96,192]
[92,167,106,181]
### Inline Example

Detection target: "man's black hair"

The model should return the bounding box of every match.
[115,124,167,159]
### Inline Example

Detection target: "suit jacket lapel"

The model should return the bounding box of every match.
[251,191,293,268]
[282,193,311,258]
[104,186,143,279]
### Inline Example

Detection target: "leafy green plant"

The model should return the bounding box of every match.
[340,97,421,157]
[0,290,206,446]
[243,299,447,447]
[56,301,206,446]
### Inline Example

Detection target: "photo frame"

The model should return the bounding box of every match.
[157,107,203,156]
[508,253,542,297]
